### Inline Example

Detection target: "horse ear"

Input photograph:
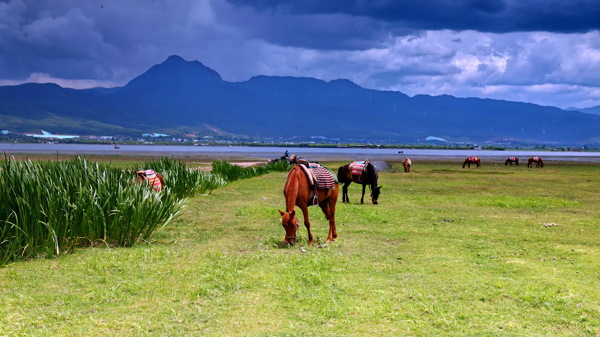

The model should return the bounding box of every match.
[378,185,382,190]
[290,210,296,217]
[278,209,285,216]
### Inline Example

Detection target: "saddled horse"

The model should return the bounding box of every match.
[338,161,381,204]
[279,164,338,246]
[528,157,544,168]
[135,170,165,192]
[402,158,412,173]
[462,156,481,169]
[505,157,519,166]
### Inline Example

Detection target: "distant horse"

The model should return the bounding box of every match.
[279,164,338,246]
[135,170,165,192]
[338,161,381,204]
[505,157,519,166]
[402,158,412,173]
[462,156,481,168]
[268,155,290,164]
[528,157,544,168]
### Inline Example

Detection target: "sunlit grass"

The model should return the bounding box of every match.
[1,159,599,335]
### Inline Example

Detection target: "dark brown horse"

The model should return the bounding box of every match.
[505,157,519,166]
[462,156,481,168]
[402,158,412,173]
[528,157,544,168]
[279,164,338,246]
[338,161,381,204]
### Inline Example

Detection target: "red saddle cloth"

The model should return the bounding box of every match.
[349,161,366,176]
[311,164,336,189]
[468,156,477,162]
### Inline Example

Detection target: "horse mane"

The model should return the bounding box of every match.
[365,162,378,189]
[283,166,304,211]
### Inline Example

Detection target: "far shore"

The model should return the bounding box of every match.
[2,142,600,163]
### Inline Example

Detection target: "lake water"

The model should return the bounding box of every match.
[1,143,600,162]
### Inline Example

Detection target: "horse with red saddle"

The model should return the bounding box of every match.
[462,156,481,168]
[338,160,381,204]
[279,159,339,246]
[135,169,165,192]
[505,157,519,166]
[528,157,544,168]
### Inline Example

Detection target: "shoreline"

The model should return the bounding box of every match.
[2,143,600,163]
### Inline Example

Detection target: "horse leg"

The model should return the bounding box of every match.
[341,182,350,203]
[300,207,314,244]
[319,200,338,243]
[360,184,367,204]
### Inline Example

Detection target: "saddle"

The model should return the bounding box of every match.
[137,169,162,192]
[297,163,337,206]
[349,161,369,182]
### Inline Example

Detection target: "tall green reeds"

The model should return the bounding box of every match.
[0,156,289,265]
[0,157,184,265]
[211,159,290,182]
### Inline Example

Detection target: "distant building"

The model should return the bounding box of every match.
[142,133,169,138]
[425,136,449,142]
[1,130,9,135]
[23,130,79,139]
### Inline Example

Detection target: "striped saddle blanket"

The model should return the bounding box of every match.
[298,163,337,189]
[349,161,366,177]
[311,164,337,189]
[138,169,162,192]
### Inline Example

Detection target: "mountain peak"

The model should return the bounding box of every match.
[164,55,185,63]
[123,55,223,91]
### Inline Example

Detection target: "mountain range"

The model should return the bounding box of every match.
[2,55,600,144]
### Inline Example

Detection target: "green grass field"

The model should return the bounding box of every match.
[1,159,599,336]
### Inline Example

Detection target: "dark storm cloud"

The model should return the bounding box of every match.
[227,0,600,34]
[0,0,223,83]
[218,6,405,50]
[0,0,599,108]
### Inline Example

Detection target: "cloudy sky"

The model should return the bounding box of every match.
[1,0,599,109]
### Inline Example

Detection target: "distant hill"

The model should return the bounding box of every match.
[577,105,600,116]
[2,55,600,144]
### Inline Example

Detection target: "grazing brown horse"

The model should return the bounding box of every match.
[505,157,519,166]
[528,157,544,168]
[462,156,481,168]
[402,158,412,173]
[338,161,381,204]
[279,164,339,246]
[135,170,165,192]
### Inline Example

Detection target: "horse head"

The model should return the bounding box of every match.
[371,185,382,204]
[278,209,299,245]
